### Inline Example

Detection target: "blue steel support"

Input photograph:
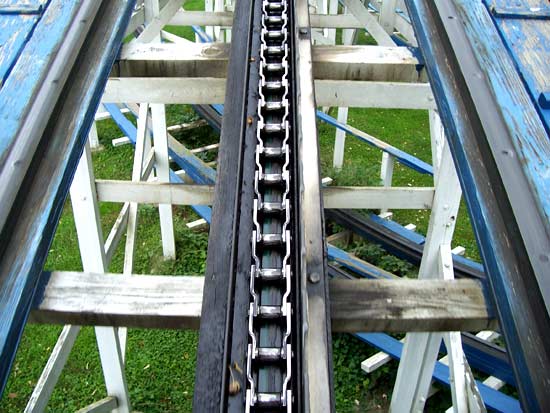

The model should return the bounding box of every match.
[355,333,521,412]
[0,0,136,395]
[406,1,550,410]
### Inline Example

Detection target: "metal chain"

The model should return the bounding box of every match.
[246,0,292,411]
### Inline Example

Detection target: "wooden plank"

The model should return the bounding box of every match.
[30,272,204,329]
[103,78,434,109]
[95,180,215,205]
[330,278,496,332]
[30,273,495,333]
[95,180,434,210]
[340,0,395,46]
[75,397,117,413]
[114,42,422,82]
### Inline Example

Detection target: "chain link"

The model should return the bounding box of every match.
[246,0,292,411]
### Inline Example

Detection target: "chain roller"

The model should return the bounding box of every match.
[245,0,293,411]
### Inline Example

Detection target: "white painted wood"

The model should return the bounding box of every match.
[341,0,395,46]
[104,77,226,104]
[324,187,434,209]
[214,0,224,41]
[321,177,333,185]
[144,0,161,43]
[70,143,131,413]
[161,30,193,44]
[439,244,470,413]
[88,122,100,150]
[151,104,176,259]
[124,103,150,275]
[112,136,130,147]
[390,141,463,413]
[96,107,129,121]
[187,218,207,228]
[137,0,182,43]
[380,152,395,214]
[430,109,446,176]
[327,0,338,42]
[104,203,130,266]
[125,7,145,36]
[95,327,131,413]
[361,338,405,373]
[451,246,466,256]
[75,397,117,413]
[103,78,435,109]
[95,180,434,210]
[380,0,397,34]
[315,80,435,109]
[167,10,388,29]
[205,0,214,39]
[332,107,349,169]
[24,325,80,413]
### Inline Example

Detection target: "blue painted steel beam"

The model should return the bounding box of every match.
[406,1,550,409]
[0,0,136,395]
[102,103,213,223]
[356,333,521,412]
[316,110,433,175]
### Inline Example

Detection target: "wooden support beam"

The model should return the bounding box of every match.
[31,272,204,330]
[168,10,384,29]
[30,273,495,333]
[103,78,434,108]
[113,43,423,82]
[95,180,435,210]
[330,278,496,333]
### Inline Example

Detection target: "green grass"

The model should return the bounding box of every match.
[1,10,483,413]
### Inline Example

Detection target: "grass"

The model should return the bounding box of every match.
[1,7,483,413]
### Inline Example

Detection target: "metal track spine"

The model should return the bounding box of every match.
[246,0,293,411]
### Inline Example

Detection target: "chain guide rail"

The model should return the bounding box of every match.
[246,0,294,411]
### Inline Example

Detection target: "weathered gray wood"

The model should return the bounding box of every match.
[113,42,422,82]
[330,278,497,332]
[30,273,495,333]
[95,180,434,210]
[30,272,203,329]
[75,397,117,413]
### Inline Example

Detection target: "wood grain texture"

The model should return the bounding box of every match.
[31,272,203,329]
[330,278,496,332]
[30,273,495,333]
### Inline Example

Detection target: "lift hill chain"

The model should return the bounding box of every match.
[246,0,294,411]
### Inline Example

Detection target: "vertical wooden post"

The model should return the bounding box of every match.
[144,0,161,43]
[390,142,462,412]
[332,107,349,169]
[380,0,397,34]
[379,152,395,214]
[151,104,176,259]
[71,143,131,413]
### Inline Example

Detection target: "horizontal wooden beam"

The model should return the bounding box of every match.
[113,43,424,82]
[103,78,435,109]
[330,278,497,332]
[30,273,495,332]
[168,10,370,28]
[30,272,204,329]
[95,180,435,209]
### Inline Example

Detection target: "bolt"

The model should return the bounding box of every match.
[309,272,320,283]
[299,27,308,35]
[250,57,255,62]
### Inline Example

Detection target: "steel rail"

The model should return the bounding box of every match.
[406,0,550,410]
[0,0,136,395]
